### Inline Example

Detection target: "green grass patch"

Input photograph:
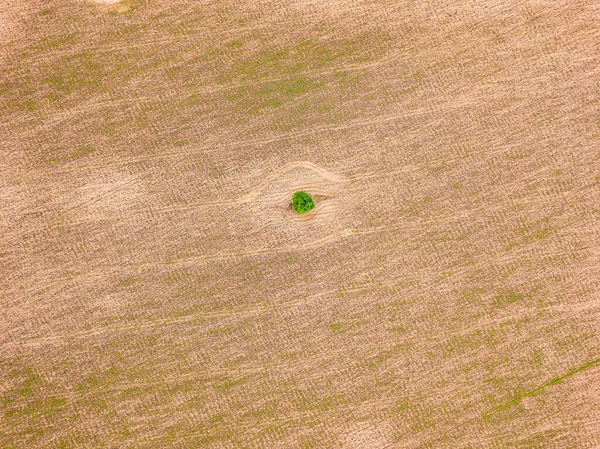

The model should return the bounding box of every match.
[387,326,407,334]
[46,144,95,164]
[75,376,100,393]
[283,254,297,265]
[328,322,343,331]
[2,365,41,403]
[219,32,388,117]
[227,40,243,49]
[224,76,318,113]
[505,218,554,250]
[493,290,529,307]
[497,358,600,411]
[213,377,246,391]
[71,144,94,159]
[364,350,394,369]
[22,99,37,112]
[118,277,137,287]
[45,52,105,95]
[292,191,315,214]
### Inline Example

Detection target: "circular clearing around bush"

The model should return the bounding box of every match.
[292,191,315,214]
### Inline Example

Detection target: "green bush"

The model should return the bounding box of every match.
[292,191,315,214]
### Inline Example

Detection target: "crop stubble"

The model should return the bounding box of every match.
[1,0,600,447]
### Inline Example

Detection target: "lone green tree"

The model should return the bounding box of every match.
[292,191,315,214]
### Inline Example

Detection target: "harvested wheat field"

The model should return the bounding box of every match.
[1,0,600,447]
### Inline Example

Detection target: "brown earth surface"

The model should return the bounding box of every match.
[1,0,600,448]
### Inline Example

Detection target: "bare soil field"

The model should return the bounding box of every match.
[1,0,600,447]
